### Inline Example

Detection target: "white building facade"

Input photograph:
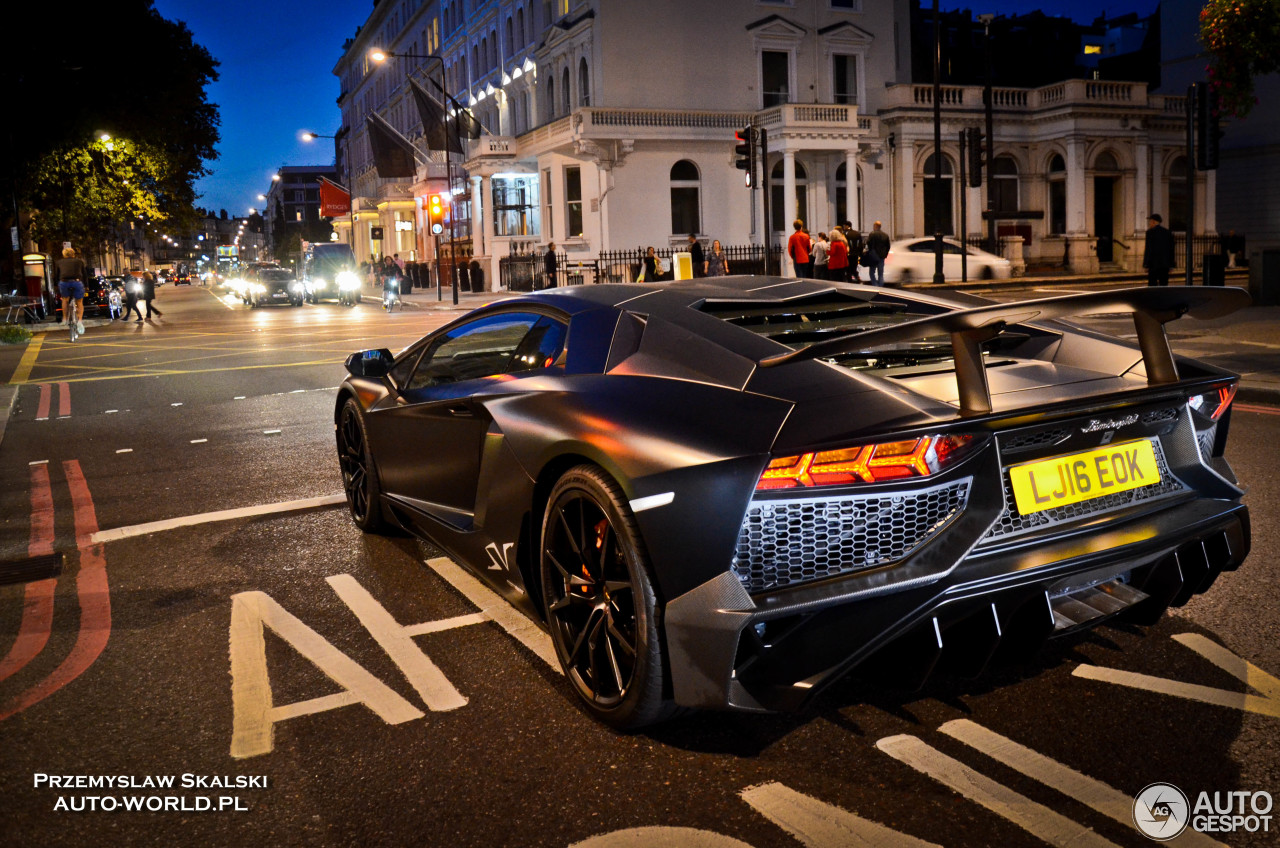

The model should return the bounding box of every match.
[334,0,1213,288]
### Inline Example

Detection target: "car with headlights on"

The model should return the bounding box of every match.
[882,237,1012,284]
[245,266,304,307]
[303,242,361,306]
[335,278,1250,728]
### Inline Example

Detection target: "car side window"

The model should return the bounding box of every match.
[508,317,568,374]
[405,312,547,390]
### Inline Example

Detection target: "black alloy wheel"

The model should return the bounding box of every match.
[337,399,387,532]
[540,466,674,728]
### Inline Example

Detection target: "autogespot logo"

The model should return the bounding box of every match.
[1133,783,1190,841]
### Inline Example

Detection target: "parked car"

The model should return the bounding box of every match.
[244,266,304,307]
[334,277,1250,728]
[80,276,115,317]
[882,237,1012,284]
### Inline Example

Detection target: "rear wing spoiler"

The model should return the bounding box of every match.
[756,286,1251,415]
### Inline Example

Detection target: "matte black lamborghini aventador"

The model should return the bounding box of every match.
[334,278,1251,727]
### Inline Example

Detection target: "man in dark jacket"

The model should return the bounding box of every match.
[1143,213,1175,286]
[544,242,558,288]
[688,234,705,278]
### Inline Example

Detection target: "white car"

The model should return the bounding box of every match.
[881,237,1012,284]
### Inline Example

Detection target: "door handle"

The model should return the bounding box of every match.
[445,403,475,417]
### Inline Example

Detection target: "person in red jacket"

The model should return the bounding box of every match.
[787,219,812,278]
[827,229,849,281]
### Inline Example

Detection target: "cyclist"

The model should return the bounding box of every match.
[382,269,401,311]
[55,247,87,340]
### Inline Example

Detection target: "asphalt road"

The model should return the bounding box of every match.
[1,283,1278,847]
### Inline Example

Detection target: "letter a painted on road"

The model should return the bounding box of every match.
[228,591,423,759]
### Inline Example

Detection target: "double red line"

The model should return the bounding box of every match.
[0,461,111,720]
[35,382,71,420]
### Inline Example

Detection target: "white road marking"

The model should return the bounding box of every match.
[35,417,47,422]
[876,735,1120,848]
[423,556,560,672]
[940,720,1225,848]
[190,438,208,444]
[326,574,468,712]
[263,429,281,435]
[1073,633,1280,718]
[234,395,246,400]
[89,493,345,544]
[630,492,675,512]
[741,781,940,848]
[116,448,133,454]
[228,590,423,759]
[571,828,753,848]
[290,389,306,393]
[171,402,183,407]
[28,460,49,466]
[105,409,118,413]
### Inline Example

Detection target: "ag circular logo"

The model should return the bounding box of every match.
[1133,783,1190,840]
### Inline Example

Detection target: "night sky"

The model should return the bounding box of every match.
[156,0,1160,215]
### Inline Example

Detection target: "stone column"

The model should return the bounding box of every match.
[896,144,915,238]
[1065,137,1094,273]
[783,150,797,274]
[845,149,859,230]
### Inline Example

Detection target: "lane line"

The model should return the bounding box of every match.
[36,383,51,420]
[1072,665,1280,718]
[11,334,44,384]
[940,720,1225,848]
[0,465,59,683]
[0,461,110,721]
[115,448,133,454]
[59,381,70,417]
[190,438,208,444]
[423,556,560,672]
[89,493,346,544]
[876,735,1120,848]
[741,781,941,848]
[1173,632,1280,701]
[1235,403,1280,416]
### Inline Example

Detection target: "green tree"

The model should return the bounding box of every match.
[1200,0,1280,118]
[2,1,219,262]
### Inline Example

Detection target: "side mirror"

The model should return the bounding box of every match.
[345,348,394,378]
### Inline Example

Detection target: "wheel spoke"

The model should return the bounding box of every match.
[545,550,591,588]
[568,608,602,666]
[606,615,637,660]
[557,505,586,562]
[602,625,627,694]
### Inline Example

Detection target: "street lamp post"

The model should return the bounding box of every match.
[370,48,461,305]
[301,131,355,259]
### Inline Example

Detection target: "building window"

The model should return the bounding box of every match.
[1048,153,1067,236]
[565,166,583,238]
[833,54,857,104]
[669,160,700,235]
[1169,156,1189,232]
[562,67,571,114]
[546,77,555,120]
[506,17,514,55]
[493,175,540,236]
[770,160,808,231]
[834,162,862,227]
[831,0,860,8]
[578,58,590,107]
[922,153,954,236]
[517,7,526,45]
[542,168,553,239]
[992,155,1019,212]
[761,51,789,107]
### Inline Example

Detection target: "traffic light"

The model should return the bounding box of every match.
[966,127,984,188]
[1195,82,1220,171]
[428,193,446,234]
[734,127,755,188]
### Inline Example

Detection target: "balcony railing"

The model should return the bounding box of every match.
[885,79,1154,111]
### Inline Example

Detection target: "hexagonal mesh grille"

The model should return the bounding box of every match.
[731,479,971,593]
[1000,426,1071,454]
[984,438,1184,540]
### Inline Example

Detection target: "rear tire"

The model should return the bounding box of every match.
[540,466,676,728]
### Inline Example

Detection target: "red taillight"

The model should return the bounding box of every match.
[1189,383,1237,421]
[1210,384,1236,420]
[758,434,978,490]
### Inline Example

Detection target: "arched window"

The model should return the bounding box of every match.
[481,38,488,71]
[770,160,808,231]
[1094,151,1120,172]
[561,67,571,114]
[578,58,590,107]
[517,7,526,45]
[546,76,555,120]
[490,30,498,69]
[1048,153,1067,235]
[506,17,514,56]
[472,45,479,79]
[670,160,701,235]
[1168,156,1189,232]
[992,155,1019,212]
[923,153,954,236]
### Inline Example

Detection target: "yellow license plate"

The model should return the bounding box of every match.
[1009,438,1160,515]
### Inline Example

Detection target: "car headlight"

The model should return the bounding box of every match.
[251,284,266,294]
[289,281,303,292]
[337,271,360,291]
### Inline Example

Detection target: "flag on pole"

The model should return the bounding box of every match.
[410,77,462,154]
[317,176,350,217]
[442,90,483,140]
[365,113,418,178]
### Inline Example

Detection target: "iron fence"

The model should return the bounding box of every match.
[500,244,782,290]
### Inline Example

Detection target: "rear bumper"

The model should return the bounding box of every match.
[664,498,1249,712]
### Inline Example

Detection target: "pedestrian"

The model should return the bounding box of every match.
[393,252,405,272]
[544,242,558,288]
[640,246,660,282]
[688,234,705,278]
[827,230,849,282]
[122,273,144,322]
[865,221,891,285]
[788,219,812,278]
[705,239,729,277]
[1143,213,1175,287]
[54,247,87,335]
[811,232,830,280]
[141,271,163,319]
[846,226,865,282]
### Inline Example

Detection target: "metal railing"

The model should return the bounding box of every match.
[499,244,783,290]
